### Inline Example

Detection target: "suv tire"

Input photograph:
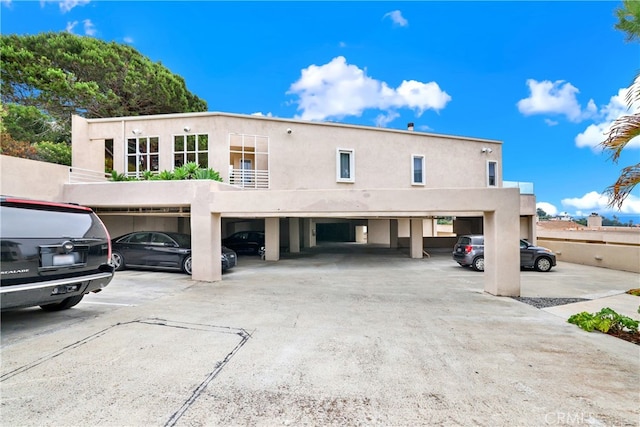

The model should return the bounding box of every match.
[40,295,85,311]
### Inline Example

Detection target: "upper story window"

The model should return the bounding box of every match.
[229,133,270,189]
[127,136,159,178]
[174,134,208,168]
[487,161,498,187]
[336,148,355,183]
[412,155,425,185]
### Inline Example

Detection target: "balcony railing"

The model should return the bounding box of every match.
[69,167,111,183]
[503,181,534,195]
[229,169,269,189]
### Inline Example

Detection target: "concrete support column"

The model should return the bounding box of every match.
[390,219,398,249]
[368,219,390,245]
[289,218,300,253]
[528,215,537,244]
[191,211,222,282]
[484,208,521,296]
[303,218,316,248]
[265,217,280,261]
[409,218,423,259]
[423,217,436,237]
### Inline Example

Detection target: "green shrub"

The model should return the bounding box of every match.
[109,166,223,182]
[568,307,639,334]
[34,141,71,166]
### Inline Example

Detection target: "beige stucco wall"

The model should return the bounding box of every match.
[537,228,640,273]
[0,155,69,201]
[72,112,503,191]
[368,219,390,244]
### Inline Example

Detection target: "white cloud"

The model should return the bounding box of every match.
[544,119,559,126]
[562,191,640,215]
[83,19,95,36]
[65,20,77,33]
[383,10,408,27]
[575,79,640,150]
[123,36,134,44]
[517,79,595,122]
[1,0,12,8]
[59,0,89,13]
[338,41,347,48]
[375,111,399,127]
[41,0,89,13]
[251,112,273,117]
[287,56,451,124]
[536,202,558,216]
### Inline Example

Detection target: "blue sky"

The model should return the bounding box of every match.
[2,0,639,222]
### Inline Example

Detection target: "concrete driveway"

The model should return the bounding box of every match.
[1,244,638,426]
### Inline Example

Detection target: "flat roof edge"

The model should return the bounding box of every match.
[79,112,502,144]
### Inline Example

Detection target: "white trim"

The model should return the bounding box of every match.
[411,154,425,186]
[336,148,355,183]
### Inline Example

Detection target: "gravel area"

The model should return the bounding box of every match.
[511,297,590,309]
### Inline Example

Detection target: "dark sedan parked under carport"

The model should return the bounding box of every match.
[111,231,236,274]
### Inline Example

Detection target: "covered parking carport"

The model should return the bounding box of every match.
[63,181,522,296]
[200,187,522,296]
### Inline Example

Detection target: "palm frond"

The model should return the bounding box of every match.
[603,163,640,209]
[601,113,640,162]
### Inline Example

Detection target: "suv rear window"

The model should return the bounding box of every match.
[1,206,107,239]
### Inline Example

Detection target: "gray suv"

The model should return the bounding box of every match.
[1,196,115,311]
[452,234,556,272]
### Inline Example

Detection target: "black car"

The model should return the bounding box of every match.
[222,231,265,255]
[111,231,236,274]
[452,234,557,272]
[0,196,115,311]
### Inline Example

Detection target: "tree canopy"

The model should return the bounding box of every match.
[1,32,207,143]
[601,1,640,209]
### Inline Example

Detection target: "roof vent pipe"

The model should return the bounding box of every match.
[407,122,414,131]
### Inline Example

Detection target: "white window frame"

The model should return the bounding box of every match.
[126,136,159,178]
[487,160,498,187]
[173,133,209,169]
[336,148,355,183]
[411,154,425,186]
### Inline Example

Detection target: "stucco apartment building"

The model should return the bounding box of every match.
[1,112,538,296]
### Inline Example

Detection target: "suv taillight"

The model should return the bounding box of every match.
[465,245,473,253]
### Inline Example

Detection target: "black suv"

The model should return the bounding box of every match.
[1,196,115,311]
